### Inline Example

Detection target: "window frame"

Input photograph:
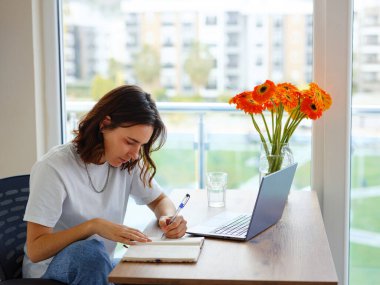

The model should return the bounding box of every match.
[313,0,352,284]
[41,0,65,148]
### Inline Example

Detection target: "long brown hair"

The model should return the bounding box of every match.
[72,85,166,187]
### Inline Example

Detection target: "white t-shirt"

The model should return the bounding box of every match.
[22,143,162,278]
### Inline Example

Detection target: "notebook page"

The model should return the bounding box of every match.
[121,237,205,263]
[134,236,204,246]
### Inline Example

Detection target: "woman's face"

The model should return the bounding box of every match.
[100,117,153,167]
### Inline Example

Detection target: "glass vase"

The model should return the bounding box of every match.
[259,142,294,183]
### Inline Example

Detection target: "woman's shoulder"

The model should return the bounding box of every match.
[36,143,77,167]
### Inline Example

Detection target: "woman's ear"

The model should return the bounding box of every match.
[100,116,111,131]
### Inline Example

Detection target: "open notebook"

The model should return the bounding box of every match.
[121,237,205,263]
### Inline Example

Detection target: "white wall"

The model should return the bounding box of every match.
[0,0,61,178]
[0,0,40,178]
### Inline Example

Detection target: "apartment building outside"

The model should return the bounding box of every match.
[63,0,313,100]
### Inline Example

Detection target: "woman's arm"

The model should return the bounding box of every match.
[148,193,176,218]
[26,221,93,263]
[148,193,187,238]
[26,218,151,263]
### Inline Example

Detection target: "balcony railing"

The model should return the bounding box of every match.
[65,101,380,189]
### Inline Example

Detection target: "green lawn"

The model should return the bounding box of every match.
[351,155,380,188]
[207,150,259,189]
[351,196,380,232]
[152,149,196,188]
[350,244,380,285]
[152,149,379,193]
[350,155,380,285]
[293,161,310,189]
[152,149,260,189]
[153,148,312,190]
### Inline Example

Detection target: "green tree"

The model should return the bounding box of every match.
[108,58,124,84]
[132,45,161,88]
[91,58,124,100]
[184,42,214,94]
[91,75,115,101]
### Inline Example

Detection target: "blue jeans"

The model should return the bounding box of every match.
[42,239,115,285]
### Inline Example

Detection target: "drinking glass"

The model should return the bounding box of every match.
[206,172,227,207]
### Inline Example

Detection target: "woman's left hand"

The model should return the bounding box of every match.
[158,215,187,238]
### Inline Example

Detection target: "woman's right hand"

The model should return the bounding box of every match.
[91,218,151,245]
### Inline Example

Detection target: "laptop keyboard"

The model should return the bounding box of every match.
[211,214,251,237]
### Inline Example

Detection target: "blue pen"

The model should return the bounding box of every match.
[168,193,190,225]
[161,193,190,238]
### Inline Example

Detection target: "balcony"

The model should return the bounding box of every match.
[65,101,380,193]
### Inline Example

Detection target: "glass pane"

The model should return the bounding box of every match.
[151,112,197,189]
[350,0,380,283]
[62,0,313,192]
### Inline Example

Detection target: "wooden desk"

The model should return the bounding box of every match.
[109,189,338,285]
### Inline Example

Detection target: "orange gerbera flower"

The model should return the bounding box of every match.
[309,82,332,111]
[229,91,249,108]
[230,91,264,114]
[263,99,277,112]
[300,89,313,100]
[240,100,265,114]
[300,97,323,120]
[276,82,300,113]
[252,80,276,104]
[321,92,332,111]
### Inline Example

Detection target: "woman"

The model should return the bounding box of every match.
[23,85,187,284]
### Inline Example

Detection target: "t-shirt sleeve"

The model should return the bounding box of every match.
[130,167,162,205]
[24,160,67,228]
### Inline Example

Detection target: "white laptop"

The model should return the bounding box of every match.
[186,163,298,241]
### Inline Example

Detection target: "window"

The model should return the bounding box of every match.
[226,54,238,68]
[365,35,379,45]
[205,16,217,25]
[256,18,263,28]
[61,0,313,232]
[273,17,282,28]
[256,56,264,66]
[363,14,379,26]
[227,32,239,47]
[226,12,239,25]
[350,1,380,284]
[363,53,378,63]
[362,72,378,82]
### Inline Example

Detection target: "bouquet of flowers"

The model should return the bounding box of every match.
[229,80,332,175]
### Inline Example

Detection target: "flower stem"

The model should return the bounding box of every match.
[274,105,283,152]
[282,112,305,144]
[261,113,272,143]
[271,111,275,140]
[282,107,298,141]
[250,114,269,156]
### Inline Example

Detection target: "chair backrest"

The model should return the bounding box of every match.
[0,175,30,281]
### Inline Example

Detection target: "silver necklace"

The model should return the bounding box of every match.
[84,163,110,193]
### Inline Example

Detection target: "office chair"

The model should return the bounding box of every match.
[0,175,65,285]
